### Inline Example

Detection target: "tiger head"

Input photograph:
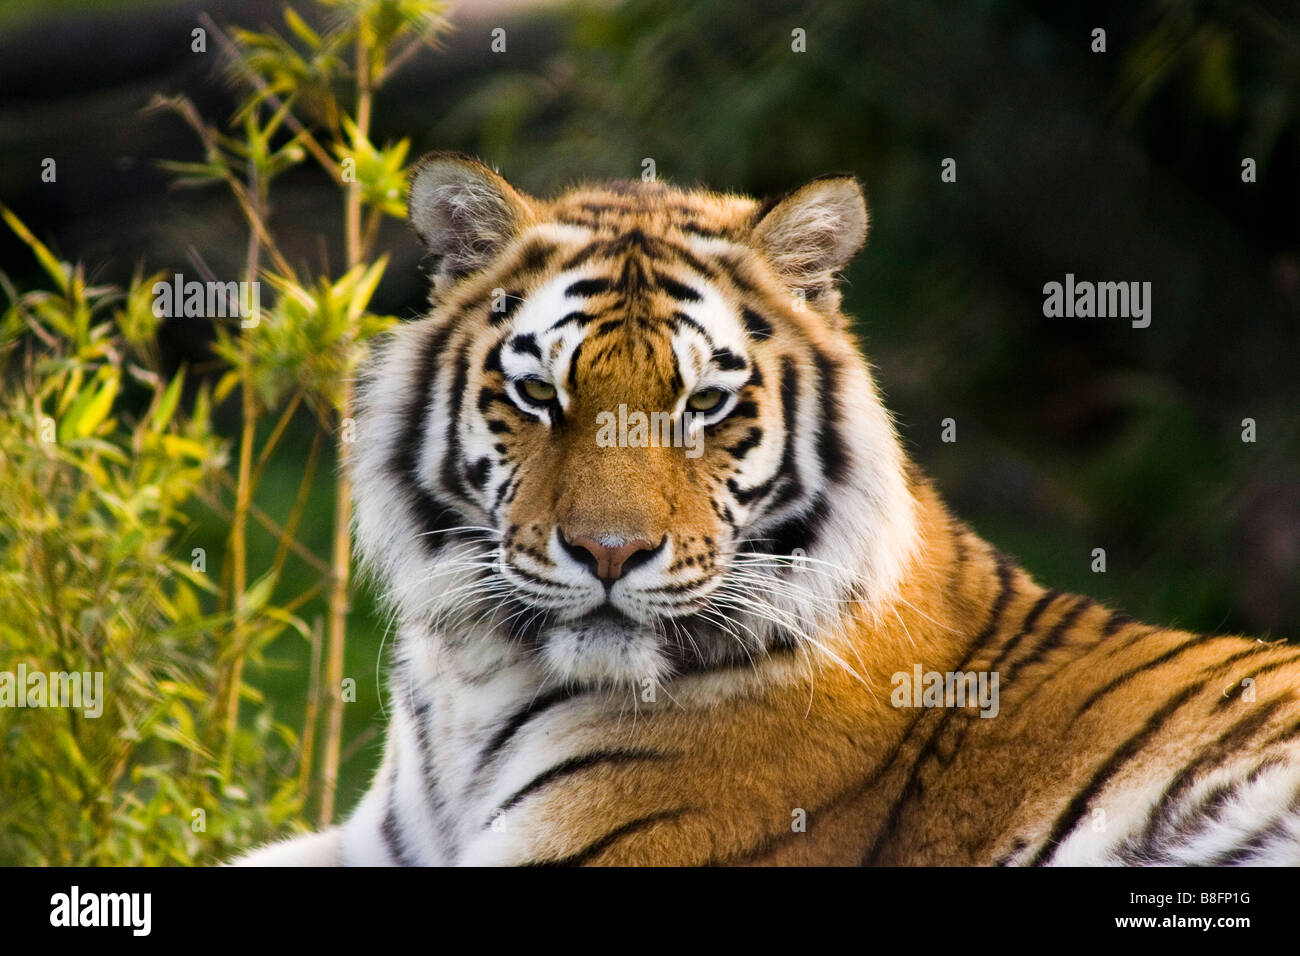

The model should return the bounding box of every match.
[353,153,918,687]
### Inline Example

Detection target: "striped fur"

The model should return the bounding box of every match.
[235,154,1300,866]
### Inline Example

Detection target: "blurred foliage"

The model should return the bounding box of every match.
[0,0,445,864]
[0,210,306,864]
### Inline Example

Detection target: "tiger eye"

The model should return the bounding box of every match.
[687,388,726,413]
[520,378,557,403]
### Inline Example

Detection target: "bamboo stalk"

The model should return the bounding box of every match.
[199,479,332,576]
[220,164,264,779]
[298,615,323,804]
[267,428,323,584]
[318,26,372,828]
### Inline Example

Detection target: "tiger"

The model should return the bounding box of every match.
[235,152,1300,866]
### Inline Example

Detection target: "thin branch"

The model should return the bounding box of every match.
[198,476,332,575]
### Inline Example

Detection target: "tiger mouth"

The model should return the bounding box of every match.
[580,605,636,627]
[490,567,799,682]
[542,598,789,677]
[561,603,646,639]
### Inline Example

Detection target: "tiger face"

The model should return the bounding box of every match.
[353,153,918,687]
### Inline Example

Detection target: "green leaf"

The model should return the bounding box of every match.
[150,368,186,434]
[284,6,323,49]
[0,202,70,295]
[74,368,119,438]
[57,367,118,442]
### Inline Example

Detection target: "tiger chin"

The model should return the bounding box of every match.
[234,152,1300,867]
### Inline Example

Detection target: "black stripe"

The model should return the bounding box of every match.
[483,339,504,375]
[654,271,701,301]
[1101,610,1135,637]
[971,588,1059,684]
[1001,594,1091,686]
[1009,590,1061,649]
[524,809,689,867]
[490,468,517,517]
[1214,653,1300,710]
[575,200,631,214]
[711,252,758,294]
[560,242,602,271]
[516,240,556,275]
[1215,644,1280,670]
[1072,633,1216,721]
[762,494,829,556]
[391,324,451,480]
[566,278,612,298]
[728,558,1023,869]
[729,357,798,508]
[550,310,594,331]
[1264,716,1300,748]
[1167,778,1240,843]
[726,427,763,459]
[566,338,586,391]
[477,385,510,414]
[509,333,540,358]
[466,456,491,492]
[1028,681,1207,866]
[657,239,719,279]
[474,687,582,777]
[490,749,667,822]
[390,324,463,555]
[812,349,848,484]
[556,214,611,229]
[740,307,773,340]
[1196,760,1300,865]
[642,577,714,596]
[712,347,747,371]
[948,526,970,593]
[671,310,709,340]
[974,553,1019,658]
[507,563,569,590]
[381,769,415,866]
[439,343,472,504]
[488,289,524,326]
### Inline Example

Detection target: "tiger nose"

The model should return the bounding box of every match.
[560,532,661,581]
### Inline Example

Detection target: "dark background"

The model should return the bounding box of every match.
[2,0,1297,816]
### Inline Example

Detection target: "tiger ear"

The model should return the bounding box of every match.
[408,152,535,283]
[751,175,868,307]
